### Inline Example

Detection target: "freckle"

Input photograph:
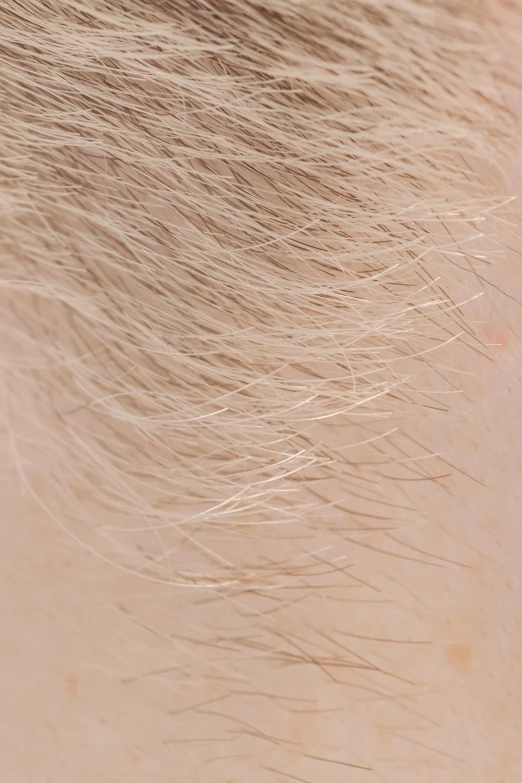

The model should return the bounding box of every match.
[127,749,141,766]
[445,642,472,674]
[65,673,78,698]
[483,322,510,352]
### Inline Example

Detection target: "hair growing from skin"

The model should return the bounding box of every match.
[0,0,516,589]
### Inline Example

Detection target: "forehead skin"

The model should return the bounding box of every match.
[2,3,522,783]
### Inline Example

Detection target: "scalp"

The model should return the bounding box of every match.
[0,2,519,780]
[0,0,511,580]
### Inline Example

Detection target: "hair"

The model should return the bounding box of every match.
[0,0,516,590]
[3,3,522,780]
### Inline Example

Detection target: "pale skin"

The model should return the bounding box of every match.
[2,6,522,783]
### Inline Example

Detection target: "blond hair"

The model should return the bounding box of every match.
[0,0,515,588]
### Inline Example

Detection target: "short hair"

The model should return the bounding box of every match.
[0,0,515,587]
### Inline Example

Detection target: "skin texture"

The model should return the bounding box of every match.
[6,284,522,783]
[2,3,522,782]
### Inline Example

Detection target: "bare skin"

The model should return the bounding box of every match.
[2,7,522,783]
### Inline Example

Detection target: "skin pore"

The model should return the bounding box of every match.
[2,2,522,782]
